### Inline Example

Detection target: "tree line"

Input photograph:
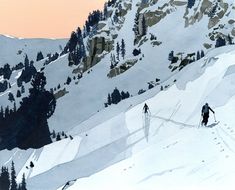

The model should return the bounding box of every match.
[0,161,27,190]
[110,39,126,69]
[0,72,56,150]
[105,88,130,107]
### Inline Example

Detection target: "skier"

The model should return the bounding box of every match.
[143,103,151,141]
[143,103,150,114]
[201,103,215,126]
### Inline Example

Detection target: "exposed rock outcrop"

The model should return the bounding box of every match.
[172,1,187,6]
[107,59,138,78]
[184,0,229,29]
[203,43,213,49]
[232,28,235,37]
[54,88,69,100]
[84,37,114,71]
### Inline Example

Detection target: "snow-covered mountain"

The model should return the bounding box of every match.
[0,35,67,66]
[0,0,235,189]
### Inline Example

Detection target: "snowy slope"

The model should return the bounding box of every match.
[0,0,235,189]
[0,35,67,66]
[56,46,235,190]
[0,35,68,112]
[0,46,235,190]
[44,0,235,133]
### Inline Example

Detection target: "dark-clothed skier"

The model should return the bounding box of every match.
[201,103,215,126]
[143,103,150,114]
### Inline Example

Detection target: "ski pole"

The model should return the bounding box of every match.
[213,113,217,122]
[148,109,151,117]
[198,116,202,128]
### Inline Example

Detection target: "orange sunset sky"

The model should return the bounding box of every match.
[0,0,105,38]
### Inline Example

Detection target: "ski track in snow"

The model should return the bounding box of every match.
[138,166,186,183]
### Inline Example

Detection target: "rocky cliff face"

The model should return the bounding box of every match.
[107,58,138,78]
[82,0,133,71]
[184,0,231,28]
[81,0,234,79]
[84,37,114,71]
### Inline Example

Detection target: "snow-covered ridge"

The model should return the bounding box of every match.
[0,35,67,66]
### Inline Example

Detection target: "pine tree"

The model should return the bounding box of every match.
[10,162,17,190]
[107,93,112,105]
[116,42,120,61]
[111,88,121,104]
[68,31,78,52]
[168,51,174,61]
[201,50,205,58]
[3,64,12,80]
[148,83,154,89]
[36,52,44,61]
[133,48,141,56]
[142,15,147,36]
[103,3,108,20]
[56,133,61,141]
[66,77,72,85]
[24,55,29,68]
[52,130,56,139]
[0,106,4,120]
[228,34,233,45]
[110,63,114,69]
[196,51,200,60]
[121,39,126,59]
[187,0,196,9]
[125,91,130,98]
[133,12,140,36]
[30,72,46,92]
[21,85,25,94]
[16,90,21,98]
[13,103,17,112]
[20,173,27,190]
[121,91,126,100]
[215,37,226,48]
[30,72,56,118]
[77,27,86,62]
[110,54,117,68]
[0,166,10,190]
[9,108,13,115]
[5,106,10,118]
[8,92,15,102]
